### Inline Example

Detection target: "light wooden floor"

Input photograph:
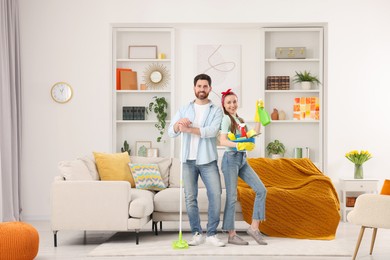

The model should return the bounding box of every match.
[30,220,390,260]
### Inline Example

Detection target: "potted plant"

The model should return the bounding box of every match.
[121,140,131,155]
[266,139,286,159]
[293,70,321,90]
[148,96,168,142]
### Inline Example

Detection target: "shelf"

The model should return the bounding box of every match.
[270,120,320,124]
[265,90,320,93]
[116,90,171,93]
[117,120,171,124]
[116,59,172,62]
[265,58,320,62]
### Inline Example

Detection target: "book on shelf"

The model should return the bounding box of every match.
[266,76,290,90]
[116,68,137,90]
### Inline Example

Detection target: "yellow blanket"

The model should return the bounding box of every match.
[238,158,340,240]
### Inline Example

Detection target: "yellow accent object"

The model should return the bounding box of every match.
[237,142,255,151]
[246,129,257,138]
[380,179,390,195]
[227,132,236,140]
[254,100,261,122]
[258,99,264,108]
[93,151,134,187]
[237,158,340,239]
[0,222,39,260]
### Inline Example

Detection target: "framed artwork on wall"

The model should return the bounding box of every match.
[147,148,159,157]
[135,141,152,157]
[196,44,242,105]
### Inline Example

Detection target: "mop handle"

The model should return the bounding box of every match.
[179,132,184,232]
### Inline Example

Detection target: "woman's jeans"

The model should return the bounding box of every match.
[183,160,222,236]
[221,151,267,231]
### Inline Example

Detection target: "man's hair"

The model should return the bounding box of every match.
[193,74,212,86]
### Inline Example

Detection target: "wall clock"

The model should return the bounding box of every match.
[51,82,73,103]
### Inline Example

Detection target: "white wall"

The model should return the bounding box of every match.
[18,0,390,220]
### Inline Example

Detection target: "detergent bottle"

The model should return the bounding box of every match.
[258,99,271,126]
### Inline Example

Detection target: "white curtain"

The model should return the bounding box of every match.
[0,0,22,222]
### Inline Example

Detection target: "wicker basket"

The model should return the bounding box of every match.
[346,197,357,207]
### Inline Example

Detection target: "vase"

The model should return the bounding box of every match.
[271,108,279,120]
[354,164,363,179]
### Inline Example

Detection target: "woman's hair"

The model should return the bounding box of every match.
[221,89,244,134]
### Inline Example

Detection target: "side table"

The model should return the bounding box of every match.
[339,178,379,221]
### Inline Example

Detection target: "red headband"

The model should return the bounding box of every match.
[221,88,236,105]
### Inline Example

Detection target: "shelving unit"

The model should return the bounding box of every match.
[261,27,325,170]
[112,26,175,157]
[339,179,379,221]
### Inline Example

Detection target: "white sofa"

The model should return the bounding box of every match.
[51,155,243,246]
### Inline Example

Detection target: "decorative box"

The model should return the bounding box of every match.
[266,76,290,90]
[346,197,357,207]
[275,47,306,59]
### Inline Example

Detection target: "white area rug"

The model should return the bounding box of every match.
[88,231,352,257]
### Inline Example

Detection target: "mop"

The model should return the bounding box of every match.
[172,132,189,249]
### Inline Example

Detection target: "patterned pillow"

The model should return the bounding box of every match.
[129,163,166,191]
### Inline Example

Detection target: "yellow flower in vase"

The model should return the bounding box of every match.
[345,150,372,179]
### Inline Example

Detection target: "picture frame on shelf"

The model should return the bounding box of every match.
[135,141,152,157]
[128,45,157,59]
[147,148,159,157]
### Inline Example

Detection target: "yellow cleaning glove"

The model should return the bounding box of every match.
[237,142,255,151]
[227,132,236,140]
[254,100,261,122]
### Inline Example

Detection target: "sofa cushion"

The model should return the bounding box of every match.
[93,152,134,187]
[58,160,93,181]
[130,156,171,187]
[78,155,99,180]
[129,189,154,218]
[129,163,166,191]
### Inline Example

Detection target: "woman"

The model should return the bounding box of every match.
[219,89,267,246]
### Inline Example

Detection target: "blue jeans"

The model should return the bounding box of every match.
[183,160,222,236]
[221,151,267,231]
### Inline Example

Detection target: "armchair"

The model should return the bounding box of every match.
[347,193,390,260]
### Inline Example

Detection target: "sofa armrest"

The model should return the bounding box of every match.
[51,180,131,231]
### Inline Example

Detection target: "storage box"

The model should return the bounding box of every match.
[275,47,306,59]
[120,70,138,90]
[266,76,290,90]
[346,197,357,207]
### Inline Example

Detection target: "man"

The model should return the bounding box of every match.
[168,74,224,247]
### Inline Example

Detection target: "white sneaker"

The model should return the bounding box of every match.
[206,235,226,247]
[188,232,204,246]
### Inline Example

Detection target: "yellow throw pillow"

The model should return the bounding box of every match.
[93,152,135,187]
[380,179,390,195]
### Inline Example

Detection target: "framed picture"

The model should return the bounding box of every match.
[147,148,159,157]
[135,141,152,157]
[128,45,157,59]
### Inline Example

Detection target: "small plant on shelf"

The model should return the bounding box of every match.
[148,96,168,142]
[121,140,131,155]
[266,139,286,158]
[293,70,321,84]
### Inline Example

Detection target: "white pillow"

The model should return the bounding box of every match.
[58,160,93,181]
[78,155,100,180]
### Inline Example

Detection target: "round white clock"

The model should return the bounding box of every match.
[51,82,73,103]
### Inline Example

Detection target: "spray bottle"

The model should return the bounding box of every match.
[257,99,271,126]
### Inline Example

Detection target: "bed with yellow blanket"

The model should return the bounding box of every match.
[237,158,340,240]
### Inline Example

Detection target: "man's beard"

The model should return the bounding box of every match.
[195,91,209,100]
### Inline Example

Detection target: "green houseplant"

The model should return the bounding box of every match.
[121,140,131,155]
[148,96,168,142]
[266,139,286,158]
[293,70,321,90]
